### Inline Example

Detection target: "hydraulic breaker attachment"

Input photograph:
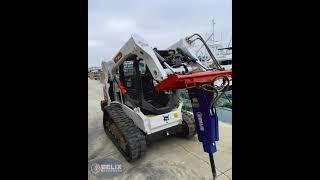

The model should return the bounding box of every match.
[188,87,220,179]
[154,68,230,180]
[188,88,219,154]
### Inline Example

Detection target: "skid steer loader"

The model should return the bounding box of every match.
[100,34,231,179]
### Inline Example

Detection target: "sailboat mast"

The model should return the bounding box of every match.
[212,18,215,45]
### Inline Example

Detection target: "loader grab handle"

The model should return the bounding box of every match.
[117,82,127,94]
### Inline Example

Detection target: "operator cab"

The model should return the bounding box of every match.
[117,54,179,115]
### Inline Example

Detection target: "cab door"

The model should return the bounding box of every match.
[119,58,141,107]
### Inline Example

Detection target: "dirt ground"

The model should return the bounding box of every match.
[88,79,232,180]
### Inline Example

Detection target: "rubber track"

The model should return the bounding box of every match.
[104,104,146,162]
[182,110,196,138]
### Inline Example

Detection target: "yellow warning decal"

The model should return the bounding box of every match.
[173,111,179,119]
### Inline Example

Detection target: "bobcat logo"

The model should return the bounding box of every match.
[163,115,169,122]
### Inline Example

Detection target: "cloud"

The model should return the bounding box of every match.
[88,40,103,48]
[105,19,136,32]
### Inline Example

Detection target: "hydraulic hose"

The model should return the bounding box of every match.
[201,75,230,116]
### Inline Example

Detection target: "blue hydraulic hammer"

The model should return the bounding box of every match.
[188,87,220,178]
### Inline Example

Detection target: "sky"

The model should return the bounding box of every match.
[88,0,232,67]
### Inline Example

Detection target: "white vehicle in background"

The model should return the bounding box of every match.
[88,67,102,80]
